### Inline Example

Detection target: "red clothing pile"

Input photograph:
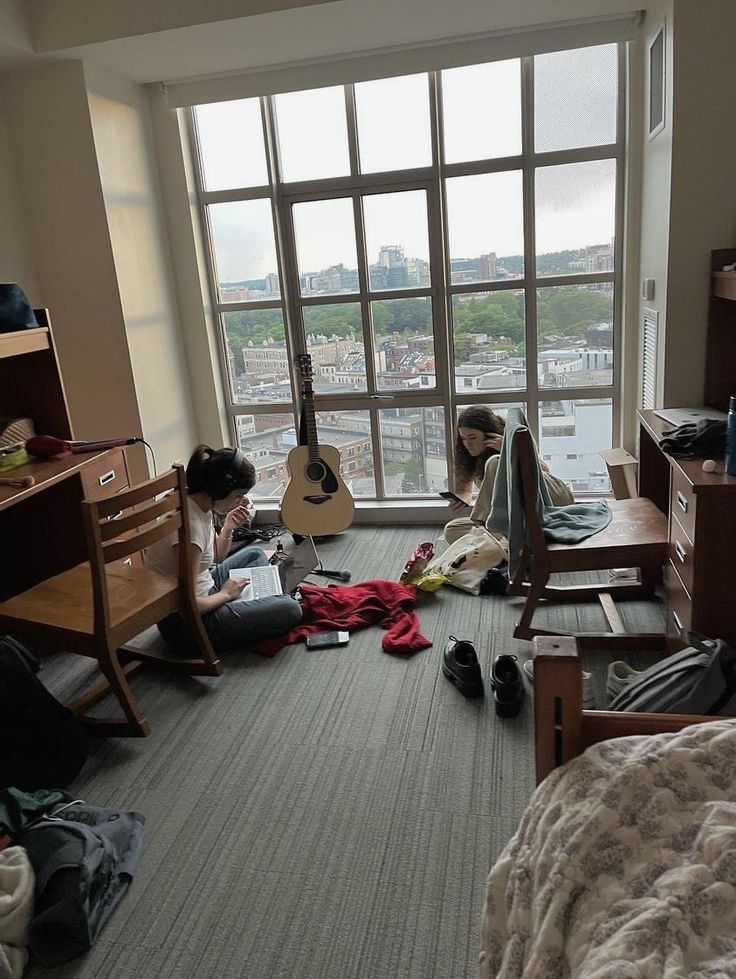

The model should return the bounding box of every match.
[254,579,432,657]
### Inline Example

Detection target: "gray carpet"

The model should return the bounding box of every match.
[27,526,665,979]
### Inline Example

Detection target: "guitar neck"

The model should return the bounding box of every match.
[302,382,320,463]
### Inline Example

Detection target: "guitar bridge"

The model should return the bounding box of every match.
[303,495,332,505]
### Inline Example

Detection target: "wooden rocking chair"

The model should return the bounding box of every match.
[0,465,222,736]
[509,426,670,649]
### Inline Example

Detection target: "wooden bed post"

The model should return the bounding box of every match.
[533,636,585,783]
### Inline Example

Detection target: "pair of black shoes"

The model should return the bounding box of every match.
[442,637,522,716]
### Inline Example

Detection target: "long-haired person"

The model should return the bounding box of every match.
[147,445,302,652]
[444,406,573,544]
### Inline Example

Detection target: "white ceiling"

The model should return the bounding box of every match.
[2,0,645,84]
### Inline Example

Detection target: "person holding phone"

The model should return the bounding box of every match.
[146,444,302,652]
[443,405,573,544]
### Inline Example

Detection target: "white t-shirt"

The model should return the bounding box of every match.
[146,497,216,597]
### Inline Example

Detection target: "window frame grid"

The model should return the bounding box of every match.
[190,43,626,501]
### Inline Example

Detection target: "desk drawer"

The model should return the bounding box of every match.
[670,467,696,544]
[665,562,692,642]
[81,450,128,501]
[669,513,695,595]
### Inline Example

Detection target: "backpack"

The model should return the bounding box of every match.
[0,636,87,791]
[609,636,736,715]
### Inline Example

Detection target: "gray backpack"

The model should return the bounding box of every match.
[609,636,736,715]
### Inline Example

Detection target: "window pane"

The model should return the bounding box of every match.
[445,172,524,283]
[363,190,431,291]
[372,298,434,391]
[237,412,297,499]
[314,410,375,497]
[209,200,280,301]
[539,398,611,494]
[194,99,268,191]
[379,407,447,495]
[303,303,366,393]
[451,291,525,394]
[537,285,613,389]
[223,309,291,404]
[275,87,350,182]
[355,74,431,173]
[535,45,618,153]
[293,198,359,297]
[535,160,616,276]
[442,60,522,163]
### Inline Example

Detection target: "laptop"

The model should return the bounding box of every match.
[654,406,726,427]
[229,535,319,599]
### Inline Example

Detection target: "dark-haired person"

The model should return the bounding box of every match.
[444,405,573,544]
[146,445,302,652]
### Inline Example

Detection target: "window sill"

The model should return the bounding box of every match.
[255,498,452,526]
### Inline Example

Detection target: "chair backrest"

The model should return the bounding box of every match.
[513,425,550,565]
[82,465,197,634]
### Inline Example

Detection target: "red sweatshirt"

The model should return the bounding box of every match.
[254,579,432,657]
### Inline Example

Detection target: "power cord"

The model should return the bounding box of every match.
[138,438,157,476]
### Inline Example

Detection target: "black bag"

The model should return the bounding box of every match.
[0,283,38,333]
[609,636,736,715]
[0,636,87,791]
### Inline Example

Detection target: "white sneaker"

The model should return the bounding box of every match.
[523,659,596,710]
[606,661,643,703]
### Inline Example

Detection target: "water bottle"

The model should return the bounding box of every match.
[726,397,736,476]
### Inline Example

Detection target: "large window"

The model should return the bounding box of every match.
[192,43,623,500]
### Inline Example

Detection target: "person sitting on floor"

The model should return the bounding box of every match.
[146,444,302,652]
[443,405,573,544]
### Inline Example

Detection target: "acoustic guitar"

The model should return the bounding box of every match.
[280,354,355,536]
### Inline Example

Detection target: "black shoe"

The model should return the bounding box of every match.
[442,636,484,699]
[490,654,522,717]
[479,566,509,596]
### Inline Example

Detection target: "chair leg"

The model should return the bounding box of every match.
[514,574,549,640]
[179,605,223,677]
[73,645,151,737]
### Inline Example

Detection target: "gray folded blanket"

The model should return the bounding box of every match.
[486,408,612,578]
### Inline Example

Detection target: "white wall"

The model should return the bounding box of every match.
[0,90,40,298]
[0,60,143,453]
[635,0,674,416]
[662,0,736,407]
[84,62,199,471]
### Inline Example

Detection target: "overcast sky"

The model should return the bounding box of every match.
[198,43,618,283]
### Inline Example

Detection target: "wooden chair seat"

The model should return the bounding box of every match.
[0,466,221,737]
[0,562,178,638]
[545,498,669,570]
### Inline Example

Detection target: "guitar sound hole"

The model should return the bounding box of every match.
[306,462,327,482]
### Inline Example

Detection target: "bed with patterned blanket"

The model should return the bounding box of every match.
[479,715,736,978]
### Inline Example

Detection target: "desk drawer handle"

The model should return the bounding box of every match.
[106,509,123,522]
[674,540,687,563]
[676,490,688,514]
[99,469,116,487]
[672,609,685,636]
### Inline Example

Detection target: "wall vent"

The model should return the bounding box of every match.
[641,306,659,409]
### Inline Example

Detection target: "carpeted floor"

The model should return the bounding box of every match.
[27,525,665,979]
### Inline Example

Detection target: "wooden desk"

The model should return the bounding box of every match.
[638,409,736,645]
[0,449,129,601]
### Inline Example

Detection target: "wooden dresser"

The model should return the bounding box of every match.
[637,249,736,647]
[639,409,736,647]
[0,311,132,599]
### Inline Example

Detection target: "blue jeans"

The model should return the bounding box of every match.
[158,545,302,654]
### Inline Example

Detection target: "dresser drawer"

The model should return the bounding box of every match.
[81,450,129,501]
[669,513,695,596]
[665,562,692,642]
[670,467,696,544]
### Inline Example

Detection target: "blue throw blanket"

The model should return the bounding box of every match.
[486,408,612,578]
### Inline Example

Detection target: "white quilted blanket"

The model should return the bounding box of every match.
[479,719,736,978]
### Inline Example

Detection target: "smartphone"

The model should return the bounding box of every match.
[306,631,350,649]
[439,491,470,508]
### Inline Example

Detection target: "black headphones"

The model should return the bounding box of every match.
[210,447,247,499]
